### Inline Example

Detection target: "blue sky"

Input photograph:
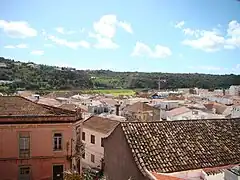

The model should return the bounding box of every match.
[0,0,240,74]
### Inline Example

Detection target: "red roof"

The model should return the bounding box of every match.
[167,107,191,117]
[0,96,75,116]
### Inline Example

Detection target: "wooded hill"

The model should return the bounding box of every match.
[0,57,239,93]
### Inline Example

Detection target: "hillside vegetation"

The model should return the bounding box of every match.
[0,57,240,93]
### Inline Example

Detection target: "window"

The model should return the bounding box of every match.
[19,132,30,158]
[82,132,85,141]
[101,138,104,147]
[18,166,30,180]
[91,135,95,144]
[91,154,95,163]
[82,152,85,159]
[53,133,62,151]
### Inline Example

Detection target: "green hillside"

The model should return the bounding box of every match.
[0,57,240,94]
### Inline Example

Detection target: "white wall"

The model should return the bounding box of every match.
[158,101,179,110]
[229,86,240,96]
[232,106,240,118]
[164,169,224,180]
[82,128,106,169]
[167,110,225,121]
[224,170,240,180]
[208,96,233,105]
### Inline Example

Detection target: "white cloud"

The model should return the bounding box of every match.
[56,27,64,34]
[16,44,28,48]
[4,45,15,49]
[175,21,185,29]
[118,21,133,33]
[182,28,202,37]
[55,27,75,35]
[4,43,28,49]
[181,20,240,52]
[227,20,240,37]
[224,44,235,49]
[93,15,117,38]
[182,31,225,52]
[131,42,172,58]
[90,14,132,49]
[0,20,37,38]
[31,50,44,56]
[45,34,90,49]
[89,32,118,49]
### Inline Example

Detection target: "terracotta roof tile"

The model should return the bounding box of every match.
[124,101,157,113]
[0,96,75,116]
[83,116,119,134]
[120,119,240,174]
[167,107,191,117]
[204,102,228,114]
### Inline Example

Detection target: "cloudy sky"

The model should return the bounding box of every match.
[0,0,240,74]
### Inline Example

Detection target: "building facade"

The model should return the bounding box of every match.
[122,101,160,121]
[229,85,240,96]
[0,96,82,180]
[81,116,119,170]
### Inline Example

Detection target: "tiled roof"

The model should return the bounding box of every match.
[120,119,240,174]
[0,96,75,116]
[100,98,117,106]
[167,107,191,117]
[59,104,77,111]
[83,116,119,134]
[124,101,156,113]
[204,102,228,114]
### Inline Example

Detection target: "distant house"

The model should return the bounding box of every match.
[0,96,82,180]
[207,95,233,105]
[166,106,225,120]
[229,85,240,96]
[81,116,119,169]
[166,106,191,120]
[204,102,232,117]
[104,119,240,180]
[88,100,111,115]
[0,62,7,68]
[152,100,179,110]
[122,101,160,121]
[232,105,240,118]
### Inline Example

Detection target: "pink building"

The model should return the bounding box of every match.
[0,96,82,180]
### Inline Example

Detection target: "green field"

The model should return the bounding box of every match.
[81,89,135,96]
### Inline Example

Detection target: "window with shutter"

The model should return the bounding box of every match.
[19,132,30,158]
[53,133,63,151]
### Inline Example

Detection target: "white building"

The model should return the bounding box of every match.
[232,105,240,118]
[152,100,179,110]
[166,106,225,121]
[207,95,233,105]
[229,85,240,96]
[81,116,119,169]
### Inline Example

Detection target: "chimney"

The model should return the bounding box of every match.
[75,107,82,119]
[115,104,120,116]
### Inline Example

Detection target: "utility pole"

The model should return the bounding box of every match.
[158,77,166,92]
[158,77,160,91]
